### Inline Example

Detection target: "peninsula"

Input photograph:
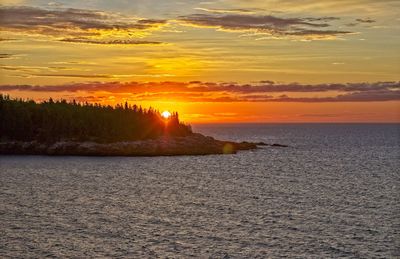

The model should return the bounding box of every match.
[0,95,277,156]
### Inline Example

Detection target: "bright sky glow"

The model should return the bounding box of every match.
[161,110,171,119]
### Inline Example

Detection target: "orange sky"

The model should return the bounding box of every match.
[0,1,399,122]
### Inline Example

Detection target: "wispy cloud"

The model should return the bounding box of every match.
[346,17,377,27]
[29,74,171,79]
[0,53,15,59]
[59,37,165,45]
[194,7,264,14]
[356,18,376,23]
[0,38,17,42]
[0,6,167,40]
[274,90,400,102]
[0,53,24,60]
[178,13,352,39]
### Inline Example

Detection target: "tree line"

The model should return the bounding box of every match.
[0,94,192,143]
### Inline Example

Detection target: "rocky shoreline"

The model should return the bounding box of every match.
[0,133,287,157]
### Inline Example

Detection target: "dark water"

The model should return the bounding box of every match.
[1,124,399,258]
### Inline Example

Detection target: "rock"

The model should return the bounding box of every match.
[255,142,268,146]
[271,143,289,147]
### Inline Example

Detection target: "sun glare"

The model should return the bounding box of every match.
[161,110,171,119]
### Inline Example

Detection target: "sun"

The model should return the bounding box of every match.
[161,110,171,119]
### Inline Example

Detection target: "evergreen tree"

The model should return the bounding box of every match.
[0,95,192,143]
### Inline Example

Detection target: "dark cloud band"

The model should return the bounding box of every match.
[1,81,399,102]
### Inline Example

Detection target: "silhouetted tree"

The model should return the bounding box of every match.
[0,95,192,143]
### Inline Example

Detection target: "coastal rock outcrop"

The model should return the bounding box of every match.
[0,133,268,156]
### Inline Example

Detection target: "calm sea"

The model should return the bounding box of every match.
[1,124,399,258]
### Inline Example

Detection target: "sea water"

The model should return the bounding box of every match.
[1,124,399,258]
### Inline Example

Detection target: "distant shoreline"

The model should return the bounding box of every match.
[0,133,283,157]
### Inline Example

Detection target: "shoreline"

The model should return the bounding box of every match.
[0,133,285,157]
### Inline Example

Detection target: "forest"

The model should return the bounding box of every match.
[0,94,192,143]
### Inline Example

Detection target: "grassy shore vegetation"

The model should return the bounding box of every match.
[0,95,192,143]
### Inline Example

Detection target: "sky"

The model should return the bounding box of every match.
[0,0,399,123]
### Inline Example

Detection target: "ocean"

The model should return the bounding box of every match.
[1,123,399,258]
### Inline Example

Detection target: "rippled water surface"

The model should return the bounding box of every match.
[1,124,399,258]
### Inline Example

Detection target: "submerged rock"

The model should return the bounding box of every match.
[271,143,289,147]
